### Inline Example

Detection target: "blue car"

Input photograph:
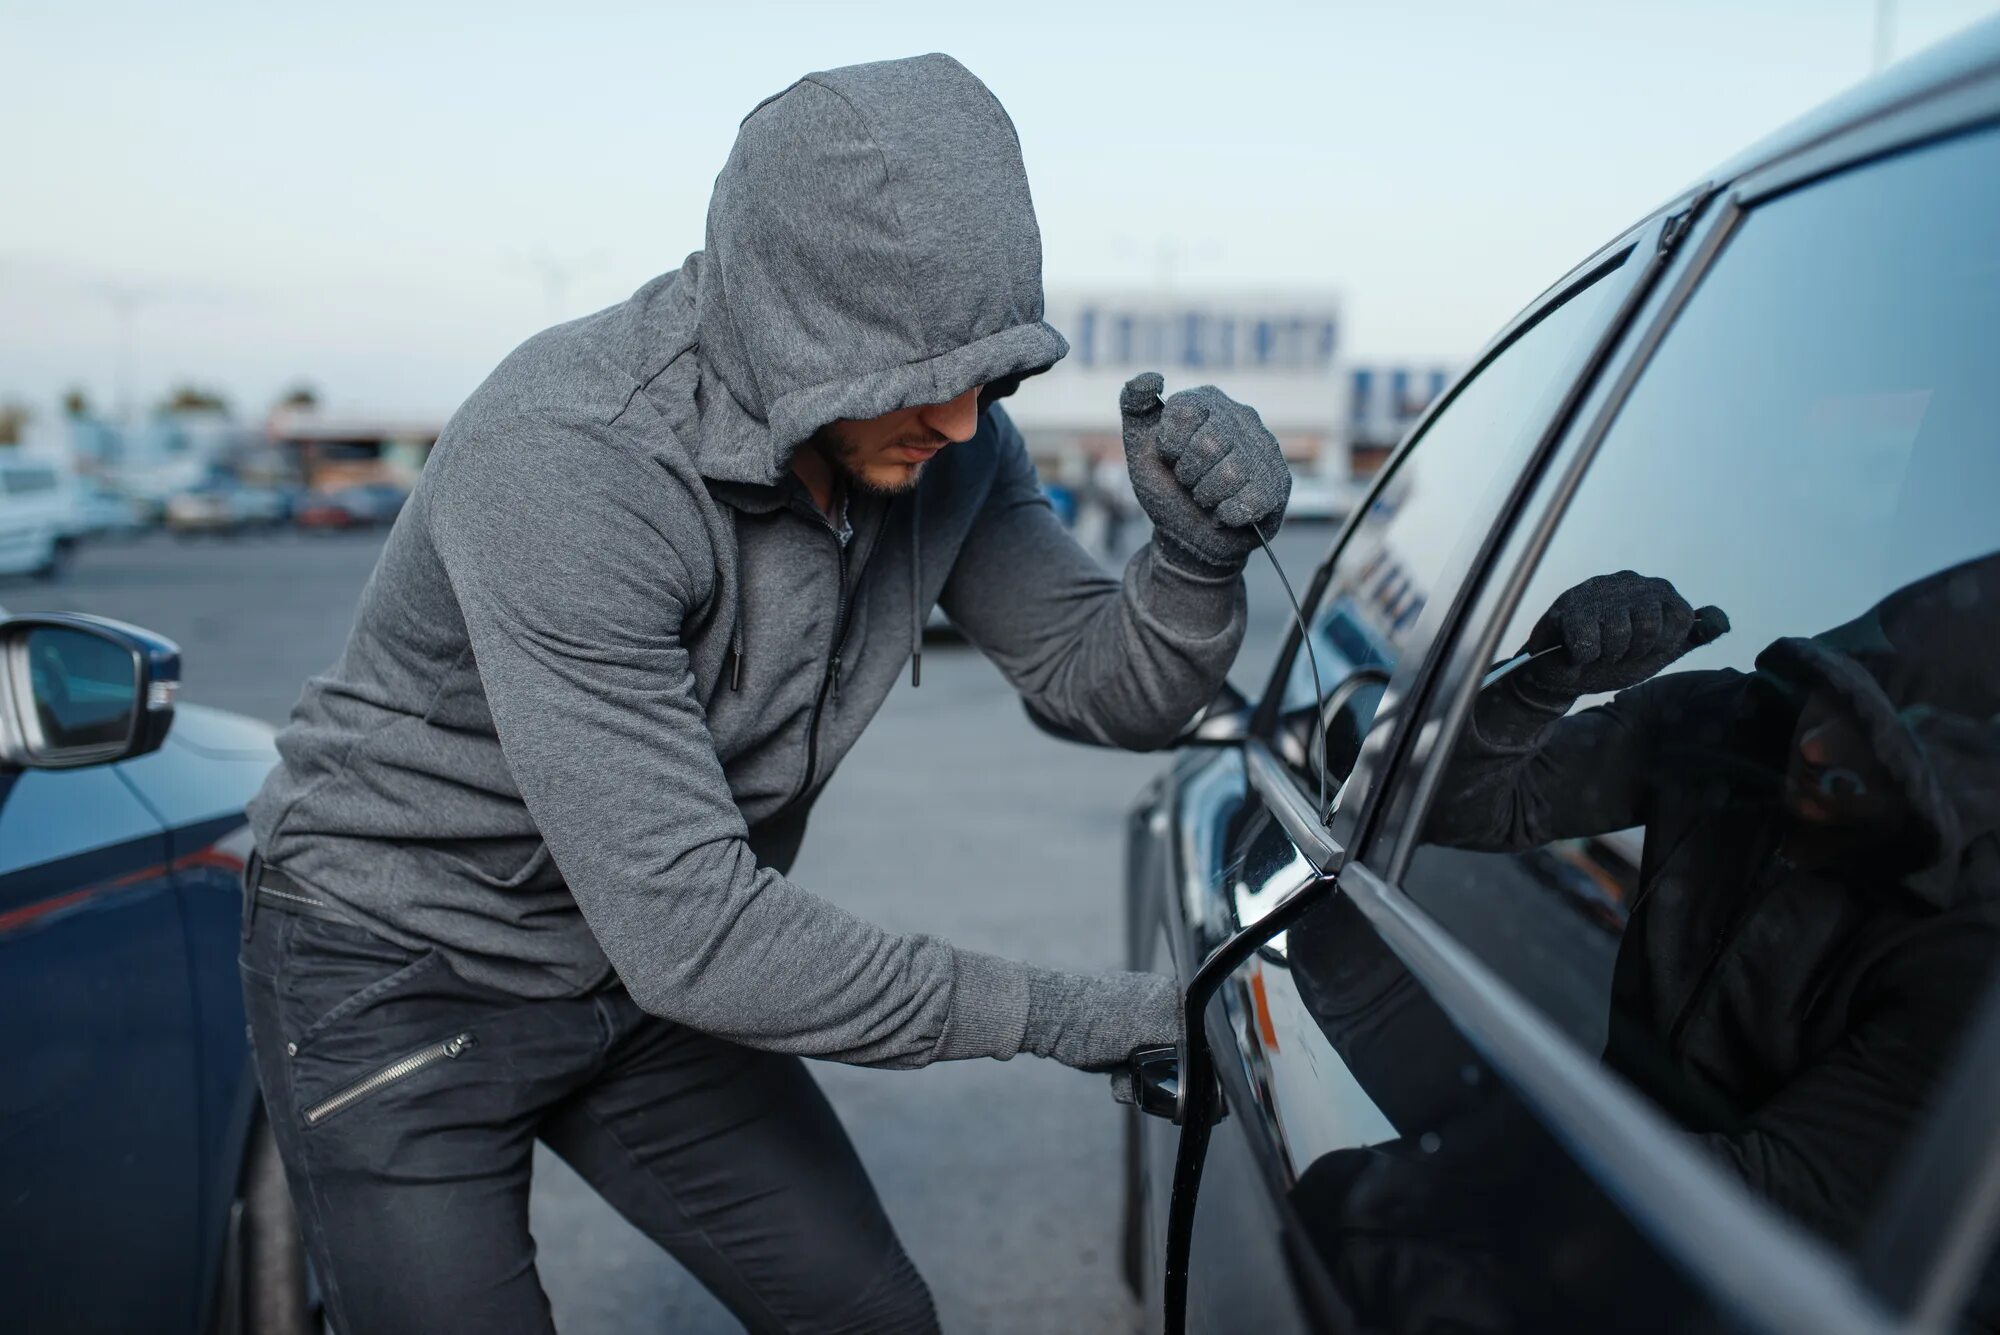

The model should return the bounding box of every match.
[0,611,307,1333]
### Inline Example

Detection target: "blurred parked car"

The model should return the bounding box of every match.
[0,610,310,1332]
[0,458,73,579]
[1282,467,1364,524]
[164,486,238,534]
[294,482,408,530]
[232,483,289,527]
[165,477,289,535]
[1110,26,2000,1335]
[64,478,149,541]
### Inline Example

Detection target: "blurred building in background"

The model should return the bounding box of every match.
[66,405,242,504]
[1014,291,1344,483]
[1009,290,1456,527]
[264,406,439,492]
[1345,363,1455,478]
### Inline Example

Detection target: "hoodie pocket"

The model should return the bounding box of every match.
[302,1031,477,1127]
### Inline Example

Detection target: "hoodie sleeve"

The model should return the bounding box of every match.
[425,416,1030,1068]
[940,407,1247,750]
[1422,671,1682,852]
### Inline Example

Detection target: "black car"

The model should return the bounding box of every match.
[1112,21,2000,1335]
[0,612,309,1333]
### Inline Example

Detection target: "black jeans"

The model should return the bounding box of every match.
[239,896,937,1334]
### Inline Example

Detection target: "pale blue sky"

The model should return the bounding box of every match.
[3,0,1995,421]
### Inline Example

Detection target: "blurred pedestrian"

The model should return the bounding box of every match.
[1093,454,1141,557]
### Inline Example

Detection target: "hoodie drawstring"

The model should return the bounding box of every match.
[909,487,923,688]
[729,519,746,690]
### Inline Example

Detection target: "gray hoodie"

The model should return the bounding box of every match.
[248,54,1246,1069]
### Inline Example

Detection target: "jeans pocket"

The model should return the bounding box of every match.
[279,916,447,1054]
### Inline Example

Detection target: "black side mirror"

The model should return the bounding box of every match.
[1023,679,1253,749]
[0,614,179,770]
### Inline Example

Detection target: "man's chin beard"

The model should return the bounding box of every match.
[810,425,930,497]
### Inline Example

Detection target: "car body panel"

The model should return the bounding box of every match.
[0,694,276,1332]
[0,766,201,1332]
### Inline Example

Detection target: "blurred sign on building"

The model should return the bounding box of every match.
[1005,291,1343,482]
[266,408,440,492]
[1345,362,1455,478]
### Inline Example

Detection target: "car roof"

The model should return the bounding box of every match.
[1704,14,2000,190]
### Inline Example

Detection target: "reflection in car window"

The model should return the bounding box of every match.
[1273,254,1628,787]
[1277,892,1723,1330]
[1399,126,2000,1280]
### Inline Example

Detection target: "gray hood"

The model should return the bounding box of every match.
[686,52,1068,486]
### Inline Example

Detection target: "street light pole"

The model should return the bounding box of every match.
[1874,0,1897,73]
[100,284,148,428]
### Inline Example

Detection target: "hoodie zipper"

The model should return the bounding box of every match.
[1664,829,1789,1059]
[301,1032,476,1127]
[799,522,853,800]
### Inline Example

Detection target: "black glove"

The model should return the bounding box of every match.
[1518,570,1729,703]
[1121,372,1292,573]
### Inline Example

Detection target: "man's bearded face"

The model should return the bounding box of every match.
[809,386,983,495]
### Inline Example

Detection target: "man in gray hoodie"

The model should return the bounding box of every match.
[240,53,1289,1333]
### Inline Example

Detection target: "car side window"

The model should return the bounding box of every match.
[1270,254,1631,793]
[1395,125,2000,1279]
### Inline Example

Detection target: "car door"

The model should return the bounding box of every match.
[1129,200,1703,1331]
[1364,113,2000,1333]
[0,764,204,1332]
[1178,99,2000,1334]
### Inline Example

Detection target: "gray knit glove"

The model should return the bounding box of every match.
[1022,965,1180,1076]
[1518,570,1729,705]
[1121,372,1292,573]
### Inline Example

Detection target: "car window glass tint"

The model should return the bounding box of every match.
[1272,260,1627,790]
[1396,127,2000,1279]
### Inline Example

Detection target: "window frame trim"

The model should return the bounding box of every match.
[1255,196,1710,871]
[1378,190,1747,894]
[1181,184,1704,1311]
[1245,214,1669,745]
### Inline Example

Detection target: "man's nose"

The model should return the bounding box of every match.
[918,387,982,444]
[1799,722,1838,767]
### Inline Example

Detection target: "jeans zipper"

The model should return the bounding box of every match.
[301,1032,476,1127]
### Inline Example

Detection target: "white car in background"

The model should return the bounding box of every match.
[1283,465,1367,523]
[62,476,149,541]
[0,458,73,578]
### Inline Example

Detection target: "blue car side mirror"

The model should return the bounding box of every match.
[0,613,180,770]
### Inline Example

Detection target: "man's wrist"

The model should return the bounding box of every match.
[935,948,1033,1062]
[1150,528,1249,580]
[1135,539,1244,642]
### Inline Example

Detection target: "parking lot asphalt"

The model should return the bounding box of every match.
[11,519,1328,1333]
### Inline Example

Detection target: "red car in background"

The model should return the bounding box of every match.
[294,483,408,531]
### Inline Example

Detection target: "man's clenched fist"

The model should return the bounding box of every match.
[1120,372,1292,572]
[1518,570,1730,703]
